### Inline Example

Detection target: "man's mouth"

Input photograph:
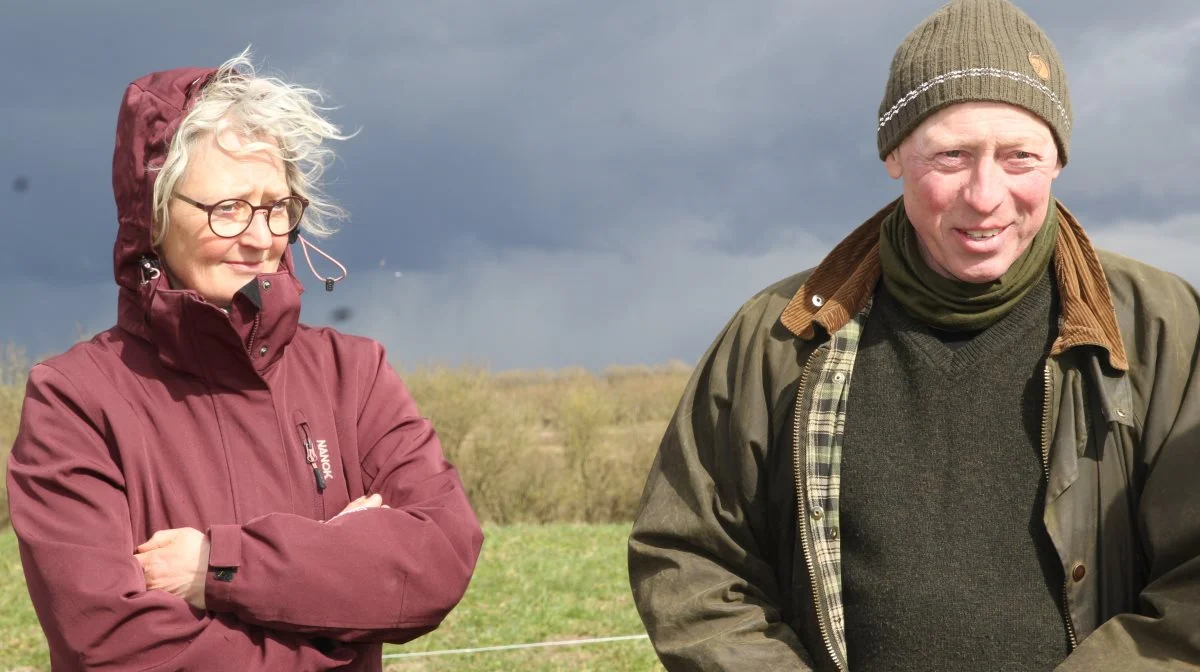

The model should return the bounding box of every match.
[962,229,1003,241]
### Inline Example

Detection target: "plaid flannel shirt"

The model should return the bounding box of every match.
[801,301,872,667]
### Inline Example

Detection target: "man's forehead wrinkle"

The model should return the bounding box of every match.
[919,121,1055,150]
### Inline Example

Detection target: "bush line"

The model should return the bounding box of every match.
[0,345,691,527]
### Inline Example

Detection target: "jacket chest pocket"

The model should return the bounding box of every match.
[291,410,348,520]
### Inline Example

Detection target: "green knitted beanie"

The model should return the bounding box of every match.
[877,0,1072,164]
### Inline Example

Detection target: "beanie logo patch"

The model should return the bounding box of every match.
[1028,53,1051,81]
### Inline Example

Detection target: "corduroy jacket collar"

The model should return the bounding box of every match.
[780,198,1129,372]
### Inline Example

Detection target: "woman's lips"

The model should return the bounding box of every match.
[224,261,265,273]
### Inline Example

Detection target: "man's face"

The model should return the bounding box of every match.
[884,102,1062,284]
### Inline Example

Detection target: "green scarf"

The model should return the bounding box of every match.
[878,200,1059,332]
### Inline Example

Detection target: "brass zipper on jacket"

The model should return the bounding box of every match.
[792,346,844,672]
[1041,362,1079,651]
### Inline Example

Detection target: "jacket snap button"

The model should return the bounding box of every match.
[829,527,839,540]
[833,372,846,384]
[259,345,269,357]
[811,294,825,308]
[1071,562,1086,582]
[810,505,824,520]
[263,280,272,290]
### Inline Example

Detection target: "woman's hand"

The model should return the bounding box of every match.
[131,496,385,609]
[134,527,210,610]
[329,493,387,521]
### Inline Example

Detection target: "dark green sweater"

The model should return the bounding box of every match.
[840,270,1069,671]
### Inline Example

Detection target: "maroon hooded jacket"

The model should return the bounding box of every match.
[7,67,484,670]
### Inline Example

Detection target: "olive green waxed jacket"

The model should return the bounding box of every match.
[628,201,1200,671]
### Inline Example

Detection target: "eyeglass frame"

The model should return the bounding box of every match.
[172,192,309,239]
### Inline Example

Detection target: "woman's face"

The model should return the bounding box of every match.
[159,129,290,307]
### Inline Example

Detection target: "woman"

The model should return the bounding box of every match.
[7,51,483,671]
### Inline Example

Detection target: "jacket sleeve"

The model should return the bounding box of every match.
[7,364,359,672]
[202,344,484,644]
[1058,278,1200,671]
[628,306,815,671]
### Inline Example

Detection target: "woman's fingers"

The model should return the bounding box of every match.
[337,493,384,516]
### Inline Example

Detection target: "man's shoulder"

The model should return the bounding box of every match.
[1097,249,1200,314]
[1095,250,1200,374]
[697,268,821,380]
[735,269,814,325]
[1098,248,1188,285]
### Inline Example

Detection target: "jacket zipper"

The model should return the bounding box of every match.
[792,346,845,672]
[245,313,262,359]
[1041,362,1079,650]
[298,421,328,493]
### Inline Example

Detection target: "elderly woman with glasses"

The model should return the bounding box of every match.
[7,50,483,671]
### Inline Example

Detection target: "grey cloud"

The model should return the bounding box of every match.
[4,209,1198,371]
[1089,212,1200,282]
[291,0,1200,270]
[2,1,1199,367]
[1063,17,1200,204]
[317,209,1200,371]
[333,219,832,370]
[0,278,115,359]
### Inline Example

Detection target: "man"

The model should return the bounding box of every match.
[627,1,1200,670]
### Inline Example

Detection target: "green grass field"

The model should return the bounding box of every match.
[0,524,662,672]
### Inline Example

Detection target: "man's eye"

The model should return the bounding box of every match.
[941,150,964,159]
[215,203,238,214]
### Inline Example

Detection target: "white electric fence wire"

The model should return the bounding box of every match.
[381,634,651,660]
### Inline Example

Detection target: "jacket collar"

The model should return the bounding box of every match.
[111,66,306,382]
[117,268,303,382]
[780,199,1129,372]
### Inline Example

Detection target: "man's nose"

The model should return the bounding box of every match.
[962,159,1005,215]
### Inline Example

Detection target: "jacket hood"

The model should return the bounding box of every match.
[113,66,213,291]
[112,66,300,289]
[112,66,302,379]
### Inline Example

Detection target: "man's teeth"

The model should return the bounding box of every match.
[964,230,1000,240]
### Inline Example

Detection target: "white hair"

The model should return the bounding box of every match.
[151,46,352,245]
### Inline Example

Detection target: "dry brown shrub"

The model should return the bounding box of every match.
[0,343,31,528]
[605,363,692,425]
[554,379,618,522]
[400,363,684,524]
[402,364,492,464]
[580,423,662,522]
[460,404,567,524]
[0,355,687,528]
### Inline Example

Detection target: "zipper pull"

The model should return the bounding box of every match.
[313,460,327,492]
[138,256,162,284]
[299,423,328,493]
[303,437,327,492]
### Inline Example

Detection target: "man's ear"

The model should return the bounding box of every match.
[884,149,903,180]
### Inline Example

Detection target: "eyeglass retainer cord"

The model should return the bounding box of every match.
[294,234,348,292]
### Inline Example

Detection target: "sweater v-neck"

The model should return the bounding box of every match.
[874,267,1057,377]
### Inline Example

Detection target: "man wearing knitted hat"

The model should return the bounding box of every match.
[629,0,1200,670]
